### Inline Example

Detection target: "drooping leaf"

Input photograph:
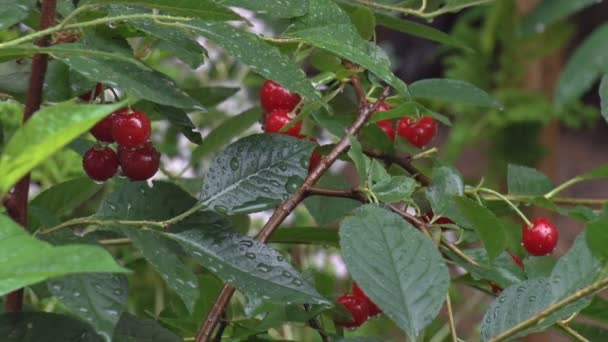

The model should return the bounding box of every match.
[82,0,240,20]
[409,78,502,108]
[521,0,599,34]
[0,0,36,30]
[600,75,608,124]
[425,165,464,215]
[285,0,408,95]
[340,205,449,340]
[200,134,315,215]
[0,312,102,341]
[113,313,182,342]
[0,214,127,296]
[221,0,309,18]
[507,164,553,196]
[371,176,417,202]
[48,273,128,341]
[140,102,202,145]
[0,100,124,197]
[347,136,371,180]
[454,197,506,262]
[556,24,608,108]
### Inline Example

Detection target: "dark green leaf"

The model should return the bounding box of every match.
[581,297,608,323]
[151,103,202,144]
[0,0,36,30]
[304,174,360,226]
[0,100,125,197]
[521,0,599,34]
[340,205,449,340]
[454,197,506,262]
[30,177,102,217]
[0,214,127,296]
[347,136,371,179]
[200,134,315,214]
[556,24,608,108]
[350,7,376,40]
[600,75,608,124]
[83,0,240,20]
[409,78,502,108]
[581,165,608,179]
[372,176,417,202]
[455,249,526,288]
[191,108,260,161]
[550,233,601,299]
[269,227,339,247]
[186,87,240,107]
[182,20,319,100]
[569,324,608,341]
[285,0,408,96]
[425,165,464,215]
[507,164,553,196]
[114,313,181,342]
[587,220,608,261]
[0,312,102,341]
[524,256,556,278]
[221,0,309,18]
[48,273,128,340]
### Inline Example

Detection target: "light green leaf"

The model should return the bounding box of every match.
[30,177,102,217]
[600,75,608,124]
[409,78,502,108]
[0,100,124,197]
[340,205,449,340]
[200,134,315,214]
[350,7,376,40]
[507,164,553,196]
[556,24,608,108]
[83,0,240,20]
[0,312,102,341]
[372,176,417,202]
[586,220,608,261]
[347,136,371,180]
[454,197,506,262]
[521,0,599,34]
[425,165,464,215]
[0,214,127,296]
[220,0,309,18]
[0,0,36,30]
[285,0,408,96]
[304,174,360,226]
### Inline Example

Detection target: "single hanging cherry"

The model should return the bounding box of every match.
[82,145,118,181]
[522,218,558,256]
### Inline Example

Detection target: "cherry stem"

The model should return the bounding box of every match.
[477,187,532,227]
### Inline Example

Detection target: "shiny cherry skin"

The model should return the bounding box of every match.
[423,211,454,225]
[260,80,302,113]
[397,116,438,148]
[336,294,370,328]
[111,108,152,148]
[118,143,160,181]
[90,113,117,142]
[522,218,559,256]
[263,109,302,137]
[372,102,395,141]
[489,282,503,295]
[352,282,381,316]
[510,254,524,269]
[82,146,118,181]
[79,83,103,102]
[309,150,322,174]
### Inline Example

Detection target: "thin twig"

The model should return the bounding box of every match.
[364,150,432,186]
[445,293,458,342]
[557,322,590,342]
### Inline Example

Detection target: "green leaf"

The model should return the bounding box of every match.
[556,24,608,108]
[586,220,608,261]
[600,75,608,124]
[191,108,260,161]
[0,100,124,197]
[347,136,371,180]
[453,249,526,288]
[269,227,339,247]
[113,313,181,342]
[425,165,464,215]
[200,134,315,215]
[550,233,600,299]
[303,174,360,226]
[581,164,608,179]
[0,0,36,30]
[145,103,202,144]
[350,7,376,40]
[48,273,128,341]
[581,297,608,323]
[0,214,127,296]
[165,224,329,306]
[30,177,102,217]
[82,0,240,20]
[569,324,608,341]
[220,0,309,18]
[454,197,506,262]
[507,164,553,196]
[186,86,240,107]
[285,0,408,96]
[340,205,449,340]
[372,176,417,202]
[0,312,102,341]
[521,0,599,35]
[409,78,502,108]
[181,20,319,100]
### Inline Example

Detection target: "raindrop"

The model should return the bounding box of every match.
[74,291,81,297]
[278,163,288,171]
[285,176,303,194]
[262,187,270,193]
[535,23,545,33]
[276,255,285,262]
[78,307,89,313]
[239,240,254,248]
[245,252,256,259]
[292,279,303,286]
[282,271,292,278]
[214,205,228,213]
[299,156,309,169]
[113,289,123,296]
[230,158,240,171]
[528,296,536,302]
[256,263,271,273]
[187,281,197,288]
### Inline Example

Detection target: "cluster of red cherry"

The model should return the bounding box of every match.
[373,102,438,148]
[336,283,382,328]
[81,87,160,182]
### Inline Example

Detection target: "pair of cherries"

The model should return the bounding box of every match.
[260,80,321,173]
[373,102,438,148]
[336,283,381,328]
[83,104,160,182]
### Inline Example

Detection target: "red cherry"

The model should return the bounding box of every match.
[260,80,302,113]
[397,116,438,148]
[423,211,454,225]
[522,218,558,256]
[336,294,370,328]
[82,146,118,181]
[90,113,117,143]
[489,282,503,295]
[510,254,524,269]
[309,150,321,174]
[112,108,152,148]
[263,109,302,137]
[371,102,395,141]
[79,83,103,102]
[118,143,160,181]
[352,282,381,316]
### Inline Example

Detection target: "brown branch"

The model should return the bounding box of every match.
[364,149,432,186]
[194,82,391,342]
[305,304,330,342]
[4,0,57,313]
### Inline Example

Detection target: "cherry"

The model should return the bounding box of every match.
[423,211,454,225]
[82,146,118,181]
[397,116,438,148]
[90,113,117,143]
[118,143,160,181]
[112,108,152,148]
[489,282,503,295]
[522,218,558,256]
[336,294,369,328]
[510,254,524,269]
[260,80,301,113]
[263,109,302,137]
[352,282,381,316]
[79,83,103,102]
[309,150,321,174]
[372,102,395,141]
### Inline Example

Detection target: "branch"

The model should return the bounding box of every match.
[4,0,57,314]
[194,82,391,342]
[445,293,458,342]
[364,150,432,186]
[305,304,330,342]
[557,322,590,342]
